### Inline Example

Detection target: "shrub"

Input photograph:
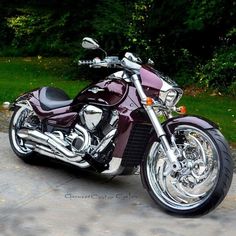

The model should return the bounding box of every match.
[195,45,236,95]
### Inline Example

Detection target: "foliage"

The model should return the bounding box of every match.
[195,45,236,95]
[1,1,99,56]
[124,0,154,52]
[7,9,54,52]
[186,0,226,31]
[0,0,235,95]
[92,0,154,56]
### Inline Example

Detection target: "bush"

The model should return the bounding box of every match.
[195,45,236,95]
[228,81,236,96]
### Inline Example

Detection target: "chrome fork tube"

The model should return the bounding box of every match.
[131,74,180,171]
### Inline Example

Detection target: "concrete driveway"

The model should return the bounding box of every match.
[0,132,236,236]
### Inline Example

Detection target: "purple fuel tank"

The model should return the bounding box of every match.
[74,79,129,107]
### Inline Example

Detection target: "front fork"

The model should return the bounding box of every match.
[132,74,181,171]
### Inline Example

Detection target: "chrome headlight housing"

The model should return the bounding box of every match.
[160,88,183,107]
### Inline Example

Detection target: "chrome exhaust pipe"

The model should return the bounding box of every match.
[33,143,58,159]
[21,129,125,174]
[25,142,90,168]
[18,129,83,161]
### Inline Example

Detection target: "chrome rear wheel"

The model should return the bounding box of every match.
[9,104,35,159]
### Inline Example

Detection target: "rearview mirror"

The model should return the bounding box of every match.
[82,37,100,50]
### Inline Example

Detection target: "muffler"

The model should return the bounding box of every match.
[17,129,83,161]
[24,141,91,169]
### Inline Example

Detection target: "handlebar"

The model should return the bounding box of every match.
[78,54,142,73]
[78,56,121,68]
[78,60,94,65]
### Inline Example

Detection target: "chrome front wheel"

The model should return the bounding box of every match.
[141,125,233,216]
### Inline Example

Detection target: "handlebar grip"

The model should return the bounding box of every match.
[78,60,94,65]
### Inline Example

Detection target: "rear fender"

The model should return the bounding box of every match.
[11,90,39,111]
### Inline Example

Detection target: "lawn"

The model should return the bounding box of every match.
[0,57,235,143]
[180,95,236,144]
[0,57,89,102]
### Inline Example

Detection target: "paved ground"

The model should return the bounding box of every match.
[0,131,236,236]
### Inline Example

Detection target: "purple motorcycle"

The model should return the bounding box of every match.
[9,37,233,216]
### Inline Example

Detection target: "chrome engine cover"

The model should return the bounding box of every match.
[80,105,103,131]
[65,124,91,154]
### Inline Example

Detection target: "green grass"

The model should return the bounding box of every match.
[0,57,89,102]
[180,94,236,143]
[0,57,235,143]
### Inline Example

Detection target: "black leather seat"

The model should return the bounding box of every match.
[39,87,72,111]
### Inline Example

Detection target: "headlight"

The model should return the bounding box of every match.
[162,89,183,107]
[165,90,178,107]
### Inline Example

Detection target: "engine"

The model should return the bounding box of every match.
[63,105,119,165]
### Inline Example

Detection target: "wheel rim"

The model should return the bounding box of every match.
[10,106,33,154]
[146,125,220,210]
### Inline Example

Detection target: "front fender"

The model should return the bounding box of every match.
[162,115,218,141]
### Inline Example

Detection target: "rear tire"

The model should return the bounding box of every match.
[141,126,233,216]
[9,106,37,163]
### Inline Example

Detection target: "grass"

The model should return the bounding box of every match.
[0,57,235,143]
[179,94,236,144]
[0,57,89,102]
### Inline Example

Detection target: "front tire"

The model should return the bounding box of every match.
[141,125,233,216]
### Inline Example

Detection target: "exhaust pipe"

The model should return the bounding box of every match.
[18,129,83,161]
[24,141,90,168]
[19,129,125,174]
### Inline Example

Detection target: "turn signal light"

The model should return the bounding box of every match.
[146,97,154,106]
[178,106,187,114]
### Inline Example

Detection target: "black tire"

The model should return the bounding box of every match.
[141,126,233,216]
[9,106,37,163]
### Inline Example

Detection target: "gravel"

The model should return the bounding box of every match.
[0,109,11,133]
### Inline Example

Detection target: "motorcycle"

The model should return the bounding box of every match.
[9,37,233,216]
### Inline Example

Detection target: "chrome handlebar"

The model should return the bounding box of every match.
[78,53,142,74]
[78,56,121,68]
[78,60,94,65]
